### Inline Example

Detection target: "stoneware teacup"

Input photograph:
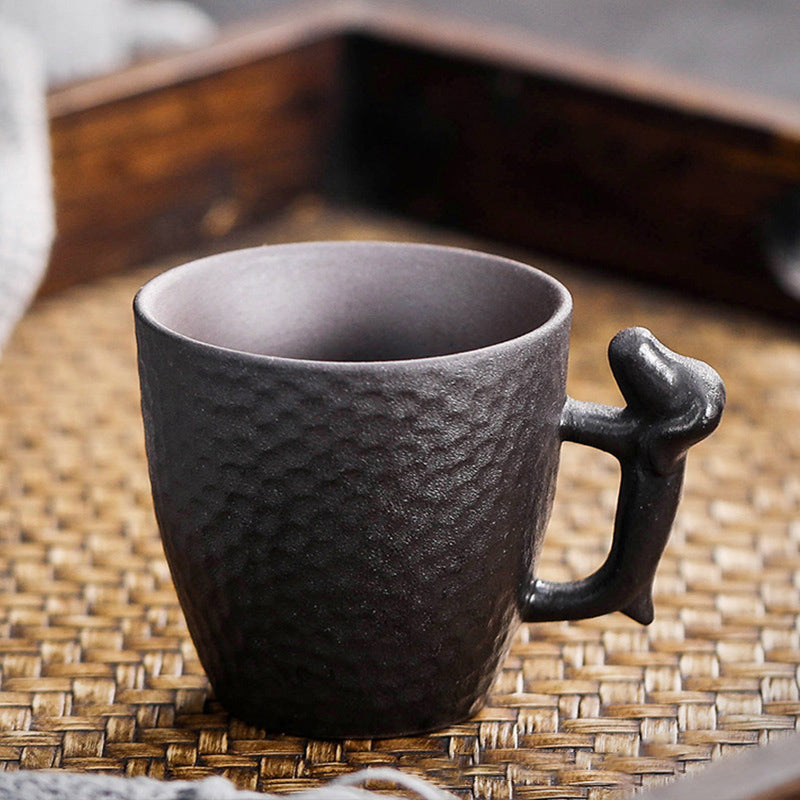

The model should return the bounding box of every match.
[134,241,725,738]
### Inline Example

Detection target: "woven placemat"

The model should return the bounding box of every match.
[0,203,798,799]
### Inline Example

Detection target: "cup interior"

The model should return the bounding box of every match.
[136,242,570,362]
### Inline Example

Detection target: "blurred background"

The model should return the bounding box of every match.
[4,0,799,324]
[195,0,800,102]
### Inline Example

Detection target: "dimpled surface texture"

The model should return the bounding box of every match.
[135,311,569,738]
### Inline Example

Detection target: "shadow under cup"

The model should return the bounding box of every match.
[134,241,573,737]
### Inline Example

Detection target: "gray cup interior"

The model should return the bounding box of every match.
[136,242,569,362]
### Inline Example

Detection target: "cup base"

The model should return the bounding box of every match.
[214,690,488,740]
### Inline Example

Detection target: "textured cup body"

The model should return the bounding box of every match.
[134,243,571,737]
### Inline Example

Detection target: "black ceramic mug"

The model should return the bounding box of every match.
[134,242,724,738]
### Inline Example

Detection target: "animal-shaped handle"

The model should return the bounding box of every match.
[522,327,725,624]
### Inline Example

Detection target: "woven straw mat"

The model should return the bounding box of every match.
[0,205,798,800]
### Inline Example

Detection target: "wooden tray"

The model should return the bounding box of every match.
[45,1,800,319]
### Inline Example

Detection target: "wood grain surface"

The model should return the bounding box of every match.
[45,11,345,294]
[43,2,800,312]
[340,14,800,319]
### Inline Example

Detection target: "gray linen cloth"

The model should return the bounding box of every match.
[0,767,453,800]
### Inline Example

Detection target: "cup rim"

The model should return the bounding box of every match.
[134,240,573,368]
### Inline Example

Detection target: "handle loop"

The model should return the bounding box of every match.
[522,327,725,625]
